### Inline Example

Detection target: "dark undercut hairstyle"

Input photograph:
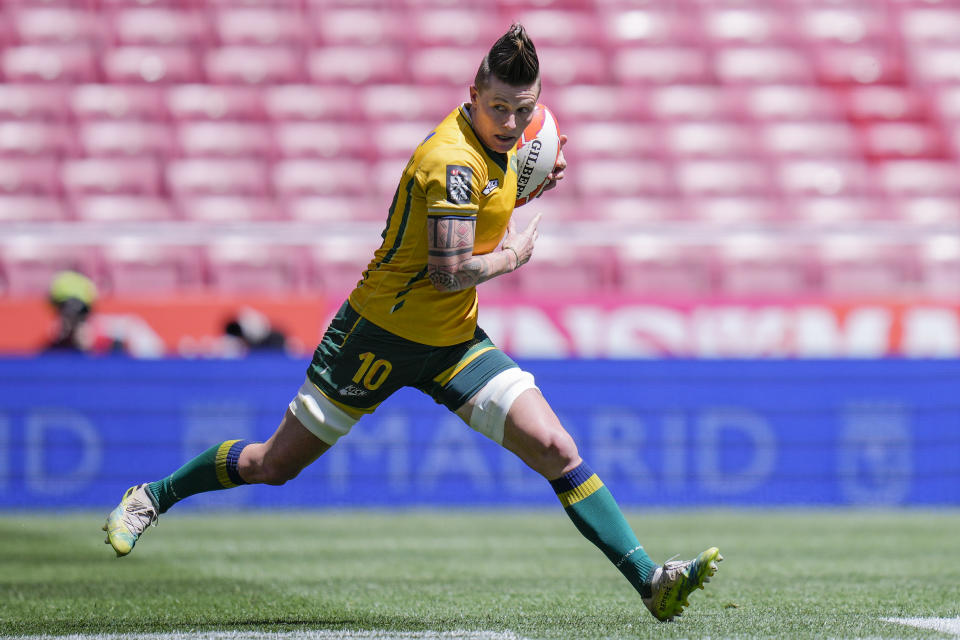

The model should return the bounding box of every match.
[474,23,540,91]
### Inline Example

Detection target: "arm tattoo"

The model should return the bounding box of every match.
[427,214,514,292]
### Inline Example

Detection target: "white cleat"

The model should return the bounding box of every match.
[102,484,158,557]
[642,547,723,622]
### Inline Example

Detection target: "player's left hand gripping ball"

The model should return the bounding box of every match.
[515,103,564,207]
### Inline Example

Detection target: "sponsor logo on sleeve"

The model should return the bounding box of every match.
[482,178,500,196]
[446,165,473,204]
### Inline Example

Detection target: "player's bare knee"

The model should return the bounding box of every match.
[530,429,579,478]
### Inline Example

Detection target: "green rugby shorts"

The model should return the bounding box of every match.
[305,301,518,415]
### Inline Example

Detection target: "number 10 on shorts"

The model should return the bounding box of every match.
[353,352,392,390]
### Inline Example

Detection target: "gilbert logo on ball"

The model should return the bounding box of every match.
[515,103,561,207]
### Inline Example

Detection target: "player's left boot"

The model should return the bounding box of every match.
[102,484,158,557]
[642,547,723,621]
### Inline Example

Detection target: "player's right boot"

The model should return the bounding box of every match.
[642,547,723,621]
[102,484,158,557]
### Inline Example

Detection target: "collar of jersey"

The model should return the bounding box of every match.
[458,104,509,174]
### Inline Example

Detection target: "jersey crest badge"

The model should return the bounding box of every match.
[482,179,499,196]
[446,165,473,204]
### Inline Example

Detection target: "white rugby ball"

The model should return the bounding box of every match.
[515,103,561,207]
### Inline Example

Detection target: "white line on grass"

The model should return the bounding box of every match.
[883,617,960,636]
[3,631,531,640]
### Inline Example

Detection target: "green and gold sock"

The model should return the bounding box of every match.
[551,461,657,596]
[147,439,251,513]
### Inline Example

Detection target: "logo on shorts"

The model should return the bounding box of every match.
[482,179,499,196]
[446,165,473,204]
[339,384,367,398]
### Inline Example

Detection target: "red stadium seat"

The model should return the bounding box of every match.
[737,85,842,121]
[177,195,281,222]
[0,121,76,157]
[72,194,176,222]
[713,47,814,84]
[908,46,960,84]
[512,240,615,295]
[212,8,308,46]
[407,47,486,86]
[797,6,892,44]
[592,196,685,226]
[574,159,674,197]
[551,85,652,121]
[262,84,360,121]
[612,47,711,85]
[109,8,210,46]
[205,45,303,84]
[61,157,163,196]
[205,240,307,294]
[77,121,175,158]
[272,159,371,197]
[900,7,960,44]
[933,86,960,121]
[0,241,102,296]
[0,158,60,195]
[204,45,303,85]
[859,122,949,160]
[842,85,929,122]
[600,7,699,46]
[615,237,717,297]
[536,46,611,85]
[2,44,98,82]
[102,46,202,84]
[788,196,893,229]
[175,121,273,158]
[699,7,794,45]
[70,84,167,121]
[100,241,204,294]
[674,160,773,197]
[407,9,501,47]
[285,195,384,223]
[308,46,407,85]
[0,84,69,121]
[760,122,860,157]
[9,7,104,44]
[664,122,758,158]
[0,195,68,223]
[166,158,269,197]
[685,196,786,228]
[166,84,265,121]
[304,238,378,298]
[564,122,664,159]
[716,236,818,297]
[816,236,919,297]
[874,160,960,196]
[648,85,740,121]
[775,159,874,197]
[510,10,604,47]
[308,8,408,47]
[273,122,373,159]
[371,122,435,159]
[893,196,960,227]
[917,235,960,296]
[812,45,906,85]
[359,84,465,122]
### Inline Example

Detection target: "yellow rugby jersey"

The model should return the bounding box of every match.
[348,104,519,346]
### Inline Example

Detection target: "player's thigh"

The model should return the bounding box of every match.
[499,389,580,479]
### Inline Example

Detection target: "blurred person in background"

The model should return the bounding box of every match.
[46,270,101,352]
[102,24,720,622]
[222,307,289,354]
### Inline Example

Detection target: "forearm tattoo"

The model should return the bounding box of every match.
[427,215,513,291]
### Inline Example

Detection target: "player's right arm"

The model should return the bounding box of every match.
[427,213,541,292]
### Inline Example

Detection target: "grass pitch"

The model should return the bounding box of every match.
[1,509,958,639]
